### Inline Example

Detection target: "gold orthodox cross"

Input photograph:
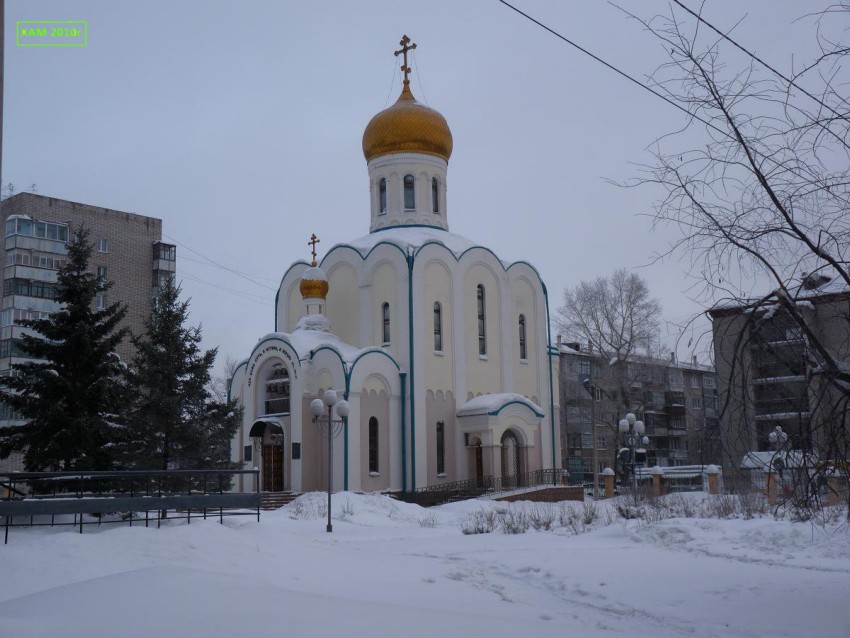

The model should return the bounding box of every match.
[308,233,320,266]
[394,35,417,85]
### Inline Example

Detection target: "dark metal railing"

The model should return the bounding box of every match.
[397,469,569,507]
[0,469,260,544]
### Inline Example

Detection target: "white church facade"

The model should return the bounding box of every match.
[229,37,561,494]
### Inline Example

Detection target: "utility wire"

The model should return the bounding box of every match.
[163,233,276,291]
[495,0,731,140]
[179,270,273,306]
[179,254,278,284]
[671,0,848,118]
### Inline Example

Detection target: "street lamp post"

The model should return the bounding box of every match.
[310,389,349,533]
[618,412,649,493]
[768,425,789,478]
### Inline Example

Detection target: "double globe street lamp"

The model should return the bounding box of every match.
[310,389,349,533]
[618,412,649,493]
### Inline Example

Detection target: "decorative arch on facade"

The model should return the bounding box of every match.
[500,429,524,481]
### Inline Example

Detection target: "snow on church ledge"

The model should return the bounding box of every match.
[457,393,544,418]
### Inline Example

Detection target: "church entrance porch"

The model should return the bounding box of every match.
[500,430,525,489]
[249,418,288,492]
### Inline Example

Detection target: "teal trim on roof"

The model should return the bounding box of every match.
[488,400,545,418]
[227,360,249,403]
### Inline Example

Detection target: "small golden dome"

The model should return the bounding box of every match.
[362,83,453,163]
[300,265,329,300]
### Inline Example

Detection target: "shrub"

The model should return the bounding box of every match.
[418,511,439,528]
[498,505,529,534]
[582,501,599,526]
[459,508,497,535]
[528,504,556,531]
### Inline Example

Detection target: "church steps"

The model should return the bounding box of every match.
[260,491,298,510]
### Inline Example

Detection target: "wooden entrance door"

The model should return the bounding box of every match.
[263,444,283,492]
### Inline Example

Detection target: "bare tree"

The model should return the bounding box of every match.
[557,269,664,483]
[621,3,850,514]
[209,354,241,404]
[558,268,662,364]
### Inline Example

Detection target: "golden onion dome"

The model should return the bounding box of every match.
[299,264,329,300]
[362,83,453,163]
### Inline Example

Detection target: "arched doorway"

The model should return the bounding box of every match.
[249,419,284,492]
[501,430,523,488]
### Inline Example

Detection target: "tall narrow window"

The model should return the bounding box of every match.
[431,177,439,213]
[382,302,390,345]
[403,174,415,210]
[433,302,442,352]
[379,178,387,213]
[477,285,486,356]
[436,420,445,475]
[369,417,379,473]
[518,314,527,360]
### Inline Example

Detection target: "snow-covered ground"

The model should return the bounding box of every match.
[1,492,848,638]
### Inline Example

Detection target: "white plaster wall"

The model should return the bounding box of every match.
[285,277,302,333]
[509,276,539,399]
[371,261,400,350]
[423,259,453,392]
[326,263,360,347]
[463,262,502,396]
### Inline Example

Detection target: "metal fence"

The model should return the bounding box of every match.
[0,469,261,544]
[397,469,569,507]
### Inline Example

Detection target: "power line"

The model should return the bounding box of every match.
[163,233,276,292]
[671,0,847,119]
[179,254,278,284]
[495,0,731,140]
[178,270,274,306]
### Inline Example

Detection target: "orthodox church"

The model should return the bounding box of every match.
[229,37,561,494]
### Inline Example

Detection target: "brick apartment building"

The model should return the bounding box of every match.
[708,273,850,480]
[0,193,176,471]
[559,340,720,485]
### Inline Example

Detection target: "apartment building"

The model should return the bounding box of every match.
[708,273,850,479]
[0,193,176,470]
[559,340,719,484]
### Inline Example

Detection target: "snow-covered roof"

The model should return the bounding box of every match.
[457,393,544,418]
[741,450,807,470]
[301,265,327,281]
[710,271,850,314]
[257,317,390,367]
[339,226,509,265]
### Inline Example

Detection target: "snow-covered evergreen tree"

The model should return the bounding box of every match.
[122,276,240,470]
[0,227,129,471]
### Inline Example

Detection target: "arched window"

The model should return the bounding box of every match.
[403,174,415,210]
[433,302,442,352]
[436,420,446,475]
[382,302,390,345]
[431,177,439,213]
[264,364,290,415]
[477,285,486,356]
[379,178,387,213]
[519,314,527,360]
[369,417,379,473]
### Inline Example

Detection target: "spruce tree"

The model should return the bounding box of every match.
[122,276,240,470]
[0,227,129,471]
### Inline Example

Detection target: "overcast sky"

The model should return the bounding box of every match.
[2,1,828,374]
